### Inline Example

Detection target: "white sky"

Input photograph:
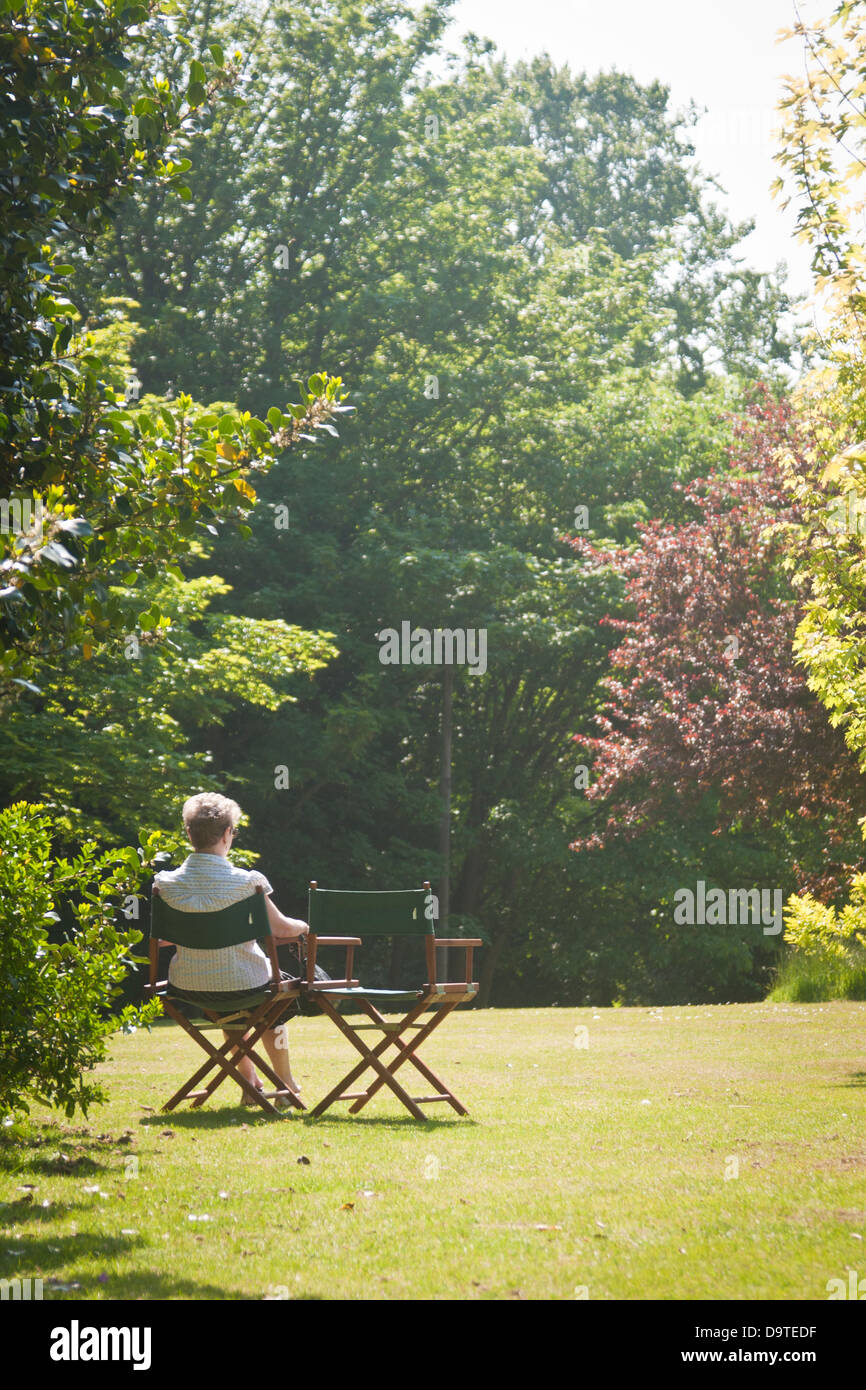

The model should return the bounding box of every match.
[445,0,819,300]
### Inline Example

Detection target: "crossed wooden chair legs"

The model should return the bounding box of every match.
[158,986,475,1120]
[161,994,305,1117]
[310,992,470,1121]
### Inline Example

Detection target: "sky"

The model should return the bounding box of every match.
[443,0,819,300]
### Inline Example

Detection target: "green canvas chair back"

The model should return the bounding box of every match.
[151,887,271,949]
[308,886,429,937]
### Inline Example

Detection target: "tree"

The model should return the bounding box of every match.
[570,392,863,892]
[0,0,347,686]
[774,1,866,783]
[774,0,866,394]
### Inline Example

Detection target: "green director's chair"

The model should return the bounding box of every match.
[145,885,305,1116]
[303,880,482,1120]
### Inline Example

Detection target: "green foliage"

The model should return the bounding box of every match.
[0,803,161,1118]
[774,1,866,393]
[783,878,866,959]
[775,8,866,802]
[0,570,339,847]
[771,871,866,1002]
[0,0,348,685]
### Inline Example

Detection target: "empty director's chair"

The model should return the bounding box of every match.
[145,885,305,1116]
[304,881,482,1120]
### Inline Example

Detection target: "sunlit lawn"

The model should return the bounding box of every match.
[2,1002,865,1300]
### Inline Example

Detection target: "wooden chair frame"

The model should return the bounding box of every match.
[303,880,482,1121]
[145,885,305,1116]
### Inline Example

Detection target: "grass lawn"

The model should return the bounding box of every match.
[2,1002,865,1300]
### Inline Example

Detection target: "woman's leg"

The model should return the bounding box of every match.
[261,1024,301,1094]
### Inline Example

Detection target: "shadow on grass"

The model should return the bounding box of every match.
[0,1230,275,1299]
[139,1107,279,1130]
[0,1197,99,1229]
[138,1105,474,1130]
[0,1121,128,1178]
[0,1230,145,1281]
[0,1149,104,1177]
[298,1112,476,1129]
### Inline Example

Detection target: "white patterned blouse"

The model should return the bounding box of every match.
[154,853,274,991]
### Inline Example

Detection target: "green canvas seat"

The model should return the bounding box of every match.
[145,886,304,1116]
[302,881,481,1120]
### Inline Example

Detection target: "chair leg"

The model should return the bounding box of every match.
[159,1006,258,1110]
[160,1000,294,1115]
[349,1000,467,1115]
[309,996,428,1115]
[164,1017,278,1113]
[311,994,428,1121]
[190,999,304,1111]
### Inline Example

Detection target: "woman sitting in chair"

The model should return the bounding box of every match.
[154,792,309,1103]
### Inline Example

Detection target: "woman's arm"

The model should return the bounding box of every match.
[264,893,309,941]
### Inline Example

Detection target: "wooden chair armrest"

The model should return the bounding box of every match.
[304,936,361,986]
[427,936,482,988]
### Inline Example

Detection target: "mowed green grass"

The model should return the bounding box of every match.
[2,1002,865,1300]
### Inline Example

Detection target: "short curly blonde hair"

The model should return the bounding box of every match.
[182,792,241,851]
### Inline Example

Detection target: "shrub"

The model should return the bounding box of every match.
[0,802,160,1117]
[769,878,866,1001]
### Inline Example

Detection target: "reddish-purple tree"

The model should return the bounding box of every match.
[569,392,864,895]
